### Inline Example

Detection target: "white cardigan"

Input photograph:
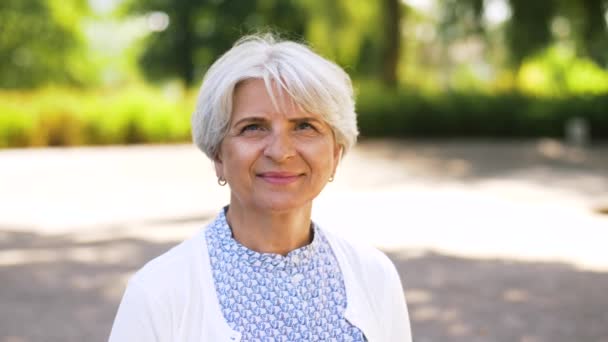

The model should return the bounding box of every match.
[109,225,412,341]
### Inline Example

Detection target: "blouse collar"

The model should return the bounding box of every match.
[212,208,322,271]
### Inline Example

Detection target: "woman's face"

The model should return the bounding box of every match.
[215,79,340,213]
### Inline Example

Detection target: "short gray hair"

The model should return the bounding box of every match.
[191,34,358,159]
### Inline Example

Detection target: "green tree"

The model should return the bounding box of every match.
[506,0,608,68]
[380,0,402,87]
[579,0,608,67]
[0,0,89,88]
[122,0,307,86]
[506,0,558,66]
[301,0,400,86]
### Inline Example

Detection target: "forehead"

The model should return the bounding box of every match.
[232,79,316,120]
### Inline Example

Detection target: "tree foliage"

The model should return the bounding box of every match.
[0,0,89,88]
[380,0,402,87]
[506,0,608,68]
[2,0,607,91]
[506,0,558,66]
[121,0,307,86]
[578,0,608,67]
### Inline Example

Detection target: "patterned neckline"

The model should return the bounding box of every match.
[214,209,321,271]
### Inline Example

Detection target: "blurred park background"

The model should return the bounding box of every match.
[1,0,608,341]
[2,0,608,146]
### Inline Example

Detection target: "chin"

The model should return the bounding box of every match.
[253,196,314,213]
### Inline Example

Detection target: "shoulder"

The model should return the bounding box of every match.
[321,228,412,341]
[128,230,206,299]
[110,230,209,341]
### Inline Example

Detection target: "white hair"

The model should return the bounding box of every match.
[191,34,358,159]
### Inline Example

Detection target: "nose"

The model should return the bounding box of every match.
[263,129,296,162]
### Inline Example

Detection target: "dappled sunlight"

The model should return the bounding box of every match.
[3,336,29,342]
[100,273,132,302]
[517,45,608,96]
[536,138,587,163]
[347,140,608,193]
[404,288,433,304]
[72,221,206,244]
[520,336,543,342]
[405,283,479,338]
[412,305,441,321]
[3,0,608,340]
[1,141,607,341]
[444,158,472,176]
[316,184,608,272]
[0,229,179,341]
[391,250,608,341]
[595,206,608,215]
[0,241,137,266]
[447,322,472,337]
[502,288,529,303]
[0,145,224,234]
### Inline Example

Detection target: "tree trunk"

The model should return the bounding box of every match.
[581,0,608,66]
[175,3,195,86]
[381,0,401,88]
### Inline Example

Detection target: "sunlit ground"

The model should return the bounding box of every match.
[0,139,607,341]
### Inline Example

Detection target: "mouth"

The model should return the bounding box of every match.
[257,172,304,185]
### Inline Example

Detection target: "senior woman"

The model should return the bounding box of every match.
[109,34,411,341]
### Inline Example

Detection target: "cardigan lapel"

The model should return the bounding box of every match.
[197,230,242,341]
[324,229,380,341]
[196,224,379,341]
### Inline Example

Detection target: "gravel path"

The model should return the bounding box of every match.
[1,139,607,342]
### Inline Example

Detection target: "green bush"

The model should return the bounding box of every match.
[0,102,36,148]
[0,86,194,148]
[0,84,606,149]
[356,82,608,139]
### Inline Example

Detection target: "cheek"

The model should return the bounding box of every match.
[222,142,262,175]
[307,142,338,174]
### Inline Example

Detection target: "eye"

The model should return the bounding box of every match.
[295,121,315,130]
[240,123,263,133]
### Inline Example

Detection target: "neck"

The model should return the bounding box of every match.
[225,200,313,256]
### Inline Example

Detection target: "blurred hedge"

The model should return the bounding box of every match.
[0,86,194,148]
[356,82,608,139]
[1,84,607,148]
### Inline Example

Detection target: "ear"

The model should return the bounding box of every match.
[331,144,342,175]
[213,151,224,179]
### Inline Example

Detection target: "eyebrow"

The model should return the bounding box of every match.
[232,116,265,127]
[231,115,323,127]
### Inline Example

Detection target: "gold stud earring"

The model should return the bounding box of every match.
[328,175,335,182]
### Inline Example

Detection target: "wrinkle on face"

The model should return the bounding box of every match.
[215,78,340,213]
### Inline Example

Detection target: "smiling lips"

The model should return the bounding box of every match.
[257,172,303,185]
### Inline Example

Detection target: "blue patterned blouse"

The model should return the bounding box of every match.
[205,210,366,341]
